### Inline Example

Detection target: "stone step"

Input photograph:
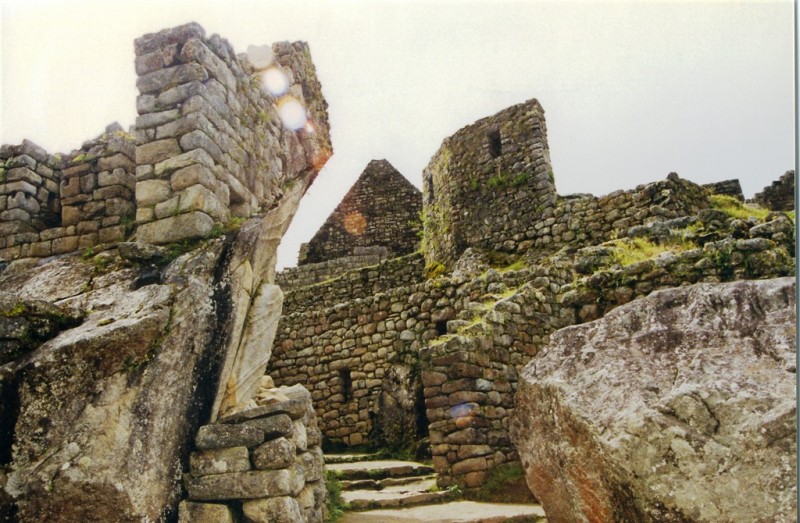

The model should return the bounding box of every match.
[324,453,383,464]
[327,460,434,481]
[344,480,453,511]
[341,474,438,491]
[339,500,547,522]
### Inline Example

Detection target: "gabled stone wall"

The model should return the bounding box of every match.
[298,159,422,265]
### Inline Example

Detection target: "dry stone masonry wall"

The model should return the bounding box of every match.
[754,170,795,211]
[0,22,332,264]
[181,384,326,523]
[0,127,136,260]
[134,23,331,244]
[299,159,422,265]
[274,97,794,490]
[702,179,744,201]
[277,246,391,291]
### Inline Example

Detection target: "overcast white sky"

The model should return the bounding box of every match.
[1,0,795,269]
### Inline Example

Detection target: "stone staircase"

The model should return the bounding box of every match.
[327,454,547,523]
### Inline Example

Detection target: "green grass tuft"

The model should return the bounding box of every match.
[709,194,770,221]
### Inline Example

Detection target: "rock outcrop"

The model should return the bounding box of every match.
[510,277,796,522]
[0,22,332,522]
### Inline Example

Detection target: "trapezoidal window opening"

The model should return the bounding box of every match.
[339,369,353,401]
[487,129,502,159]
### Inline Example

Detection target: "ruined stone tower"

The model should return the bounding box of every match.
[422,99,555,268]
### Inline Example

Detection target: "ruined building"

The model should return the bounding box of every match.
[269,97,795,519]
[0,20,795,523]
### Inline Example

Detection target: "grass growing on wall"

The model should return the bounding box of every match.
[710,194,770,221]
[608,237,692,267]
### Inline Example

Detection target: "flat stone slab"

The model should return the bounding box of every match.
[339,501,547,523]
[327,460,434,480]
[324,453,382,464]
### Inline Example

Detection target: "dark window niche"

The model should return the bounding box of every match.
[487,129,502,159]
[339,369,353,401]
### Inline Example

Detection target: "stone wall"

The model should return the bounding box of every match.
[298,159,422,265]
[277,246,390,291]
[754,170,795,211]
[133,23,332,244]
[181,384,326,523]
[282,252,425,311]
[703,179,744,201]
[0,22,332,263]
[0,127,136,260]
[271,207,795,488]
[422,98,711,269]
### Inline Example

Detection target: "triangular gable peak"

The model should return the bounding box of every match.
[298,159,421,265]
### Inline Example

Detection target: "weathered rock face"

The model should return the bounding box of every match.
[510,277,796,523]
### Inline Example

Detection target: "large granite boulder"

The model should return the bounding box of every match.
[510,277,796,523]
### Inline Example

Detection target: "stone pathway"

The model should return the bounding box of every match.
[327,454,547,522]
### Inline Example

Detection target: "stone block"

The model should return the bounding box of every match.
[135,44,179,76]
[77,221,100,234]
[251,437,296,470]
[190,446,251,476]
[136,165,155,181]
[97,153,135,172]
[218,399,308,424]
[94,185,132,201]
[136,179,172,207]
[52,235,78,254]
[170,164,217,193]
[184,465,305,501]
[60,176,81,198]
[99,225,126,244]
[8,193,40,214]
[154,149,215,177]
[105,198,136,217]
[297,447,324,482]
[177,501,235,523]
[291,419,308,451]
[136,138,182,165]
[99,168,136,189]
[178,184,229,222]
[136,211,214,244]
[242,497,303,523]
[136,207,155,224]
[39,227,66,241]
[136,63,209,94]
[29,241,51,257]
[155,196,180,219]
[451,457,488,476]
[180,130,223,163]
[5,154,36,170]
[195,423,265,450]
[6,167,42,185]
[80,173,96,193]
[0,181,37,196]
[78,233,98,249]
[136,109,182,130]
[242,413,293,439]
[0,209,31,222]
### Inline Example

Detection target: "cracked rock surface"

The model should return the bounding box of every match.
[510,277,796,523]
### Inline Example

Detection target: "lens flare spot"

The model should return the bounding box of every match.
[277,96,307,130]
[246,44,274,69]
[261,67,290,96]
[343,212,367,236]
[447,402,478,421]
